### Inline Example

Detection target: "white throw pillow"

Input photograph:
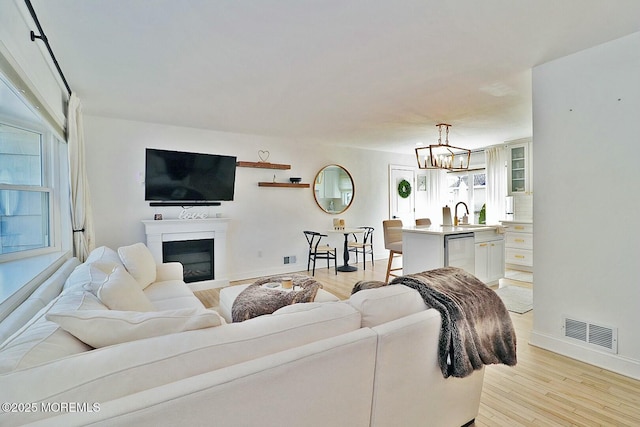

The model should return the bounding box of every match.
[64,246,122,291]
[47,308,224,348]
[96,264,155,312]
[86,246,124,265]
[118,243,157,289]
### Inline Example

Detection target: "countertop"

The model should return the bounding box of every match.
[500,220,533,225]
[402,224,501,236]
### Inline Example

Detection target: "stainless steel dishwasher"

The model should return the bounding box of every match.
[444,232,475,275]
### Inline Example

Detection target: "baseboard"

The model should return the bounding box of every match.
[529,331,640,380]
[228,264,310,283]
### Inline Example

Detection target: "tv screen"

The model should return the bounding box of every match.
[145,149,237,202]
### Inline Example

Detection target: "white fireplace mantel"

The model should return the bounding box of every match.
[142,218,230,290]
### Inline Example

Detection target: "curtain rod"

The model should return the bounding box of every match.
[24,0,72,97]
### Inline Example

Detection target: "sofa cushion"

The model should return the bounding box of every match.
[95,263,155,312]
[347,284,427,328]
[118,243,157,289]
[0,258,82,344]
[143,280,205,310]
[0,292,105,373]
[47,307,224,348]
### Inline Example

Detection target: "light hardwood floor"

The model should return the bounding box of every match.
[195,259,640,426]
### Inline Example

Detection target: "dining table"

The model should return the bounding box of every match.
[327,228,364,272]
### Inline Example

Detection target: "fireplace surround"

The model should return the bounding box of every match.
[142,218,230,290]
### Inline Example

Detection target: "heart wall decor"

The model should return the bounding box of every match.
[258,150,270,162]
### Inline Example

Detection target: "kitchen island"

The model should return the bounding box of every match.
[402,225,505,284]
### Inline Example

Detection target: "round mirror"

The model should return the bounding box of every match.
[313,164,355,214]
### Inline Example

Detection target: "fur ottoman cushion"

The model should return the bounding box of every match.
[231,274,322,322]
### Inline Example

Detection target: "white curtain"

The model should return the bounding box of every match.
[485,146,507,225]
[425,169,447,223]
[67,93,95,261]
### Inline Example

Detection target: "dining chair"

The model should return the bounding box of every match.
[303,231,337,276]
[382,219,403,282]
[347,226,374,269]
[415,218,432,226]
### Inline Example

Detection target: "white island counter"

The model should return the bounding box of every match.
[402,225,505,284]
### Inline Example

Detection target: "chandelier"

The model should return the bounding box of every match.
[415,123,471,171]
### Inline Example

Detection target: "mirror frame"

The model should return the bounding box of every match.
[312,164,355,214]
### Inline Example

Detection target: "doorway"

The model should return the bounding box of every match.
[388,164,415,224]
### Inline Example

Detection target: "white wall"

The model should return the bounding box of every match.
[83,115,415,282]
[531,32,640,379]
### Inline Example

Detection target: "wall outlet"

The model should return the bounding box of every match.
[283,255,297,264]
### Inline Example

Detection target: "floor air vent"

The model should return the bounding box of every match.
[563,317,617,353]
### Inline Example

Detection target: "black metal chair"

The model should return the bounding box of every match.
[347,226,374,269]
[303,231,337,275]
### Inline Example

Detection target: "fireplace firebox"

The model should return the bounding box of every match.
[162,239,214,283]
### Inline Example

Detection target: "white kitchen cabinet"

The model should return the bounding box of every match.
[475,236,504,285]
[507,140,532,195]
[402,226,501,279]
[501,221,533,271]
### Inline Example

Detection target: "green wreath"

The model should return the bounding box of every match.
[398,179,412,198]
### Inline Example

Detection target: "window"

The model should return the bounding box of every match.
[0,50,72,316]
[0,72,70,265]
[446,170,486,223]
[0,124,51,255]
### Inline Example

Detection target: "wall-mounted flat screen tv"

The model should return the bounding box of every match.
[145,148,237,203]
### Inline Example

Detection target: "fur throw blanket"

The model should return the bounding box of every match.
[231,274,322,322]
[392,267,517,378]
[352,267,517,378]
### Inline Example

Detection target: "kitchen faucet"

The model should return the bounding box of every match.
[454,202,469,226]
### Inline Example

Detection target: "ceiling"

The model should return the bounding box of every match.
[30,0,640,153]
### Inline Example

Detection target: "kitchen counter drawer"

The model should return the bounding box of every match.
[506,248,533,267]
[505,233,533,249]
[502,223,533,234]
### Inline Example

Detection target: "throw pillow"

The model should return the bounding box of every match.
[96,264,155,312]
[63,246,123,291]
[118,243,157,289]
[47,308,224,348]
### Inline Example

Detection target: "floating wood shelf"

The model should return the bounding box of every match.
[258,182,310,188]
[237,161,291,170]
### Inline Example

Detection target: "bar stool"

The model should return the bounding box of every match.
[382,220,403,282]
[415,218,432,226]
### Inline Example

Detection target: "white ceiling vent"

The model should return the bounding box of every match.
[563,317,618,353]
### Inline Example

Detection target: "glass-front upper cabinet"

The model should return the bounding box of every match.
[507,140,532,195]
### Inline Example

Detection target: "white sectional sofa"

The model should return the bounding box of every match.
[0,244,485,427]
